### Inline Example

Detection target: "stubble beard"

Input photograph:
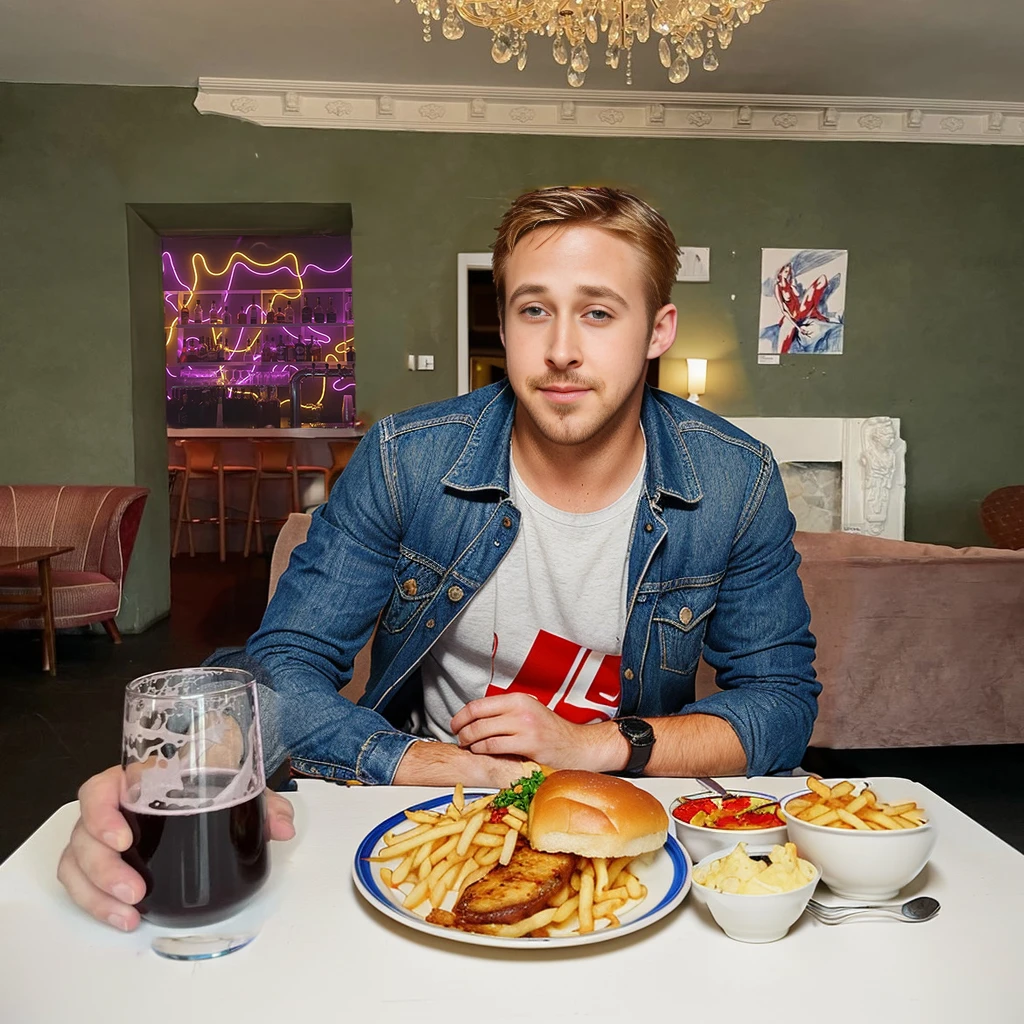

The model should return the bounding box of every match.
[520,371,619,448]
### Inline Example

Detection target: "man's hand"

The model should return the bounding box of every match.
[450,693,627,773]
[56,765,296,931]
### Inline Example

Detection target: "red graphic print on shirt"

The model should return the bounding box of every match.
[485,629,621,725]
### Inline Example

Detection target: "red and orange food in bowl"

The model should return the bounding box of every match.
[669,790,789,862]
[672,794,786,830]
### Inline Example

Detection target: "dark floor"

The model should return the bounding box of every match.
[1,551,1022,863]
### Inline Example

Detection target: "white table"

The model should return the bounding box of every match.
[1,777,1021,1024]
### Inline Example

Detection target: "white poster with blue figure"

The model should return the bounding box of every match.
[758,248,847,355]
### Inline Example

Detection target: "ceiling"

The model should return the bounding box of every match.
[1,0,1023,103]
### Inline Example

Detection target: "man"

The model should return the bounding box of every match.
[58,186,819,930]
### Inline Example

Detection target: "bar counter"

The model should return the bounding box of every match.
[168,427,364,439]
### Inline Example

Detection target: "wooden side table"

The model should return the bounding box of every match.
[0,545,74,676]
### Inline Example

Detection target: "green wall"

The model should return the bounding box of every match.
[2,84,1021,628]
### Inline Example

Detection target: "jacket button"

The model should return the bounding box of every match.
[502,516,512,528]
[644,523,653,533]
[447,585,464,603]
[402,578,418,597]
[623,668,634,681]
[679,606,693,625]
[426,618,435,629]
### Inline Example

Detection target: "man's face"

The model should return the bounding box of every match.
[500,223,676,448]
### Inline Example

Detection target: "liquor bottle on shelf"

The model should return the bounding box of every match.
[273,306,284,324]
[249,295,259,325]
[313,296,326,324]
[326,296,337,323]
[285,299,295,323]
[179,297,190,325]
[265,299,276,324]
[235,301,246,325]
[284,337,296,362]
[193,297,204,323]
[309,338,323,362]
[208,298,220,325]
[301,294,312,324]
[344,292,353,323]
[294,337,306,362]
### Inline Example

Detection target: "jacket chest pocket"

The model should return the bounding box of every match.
[380,553,443,635]
[653,583,719,676]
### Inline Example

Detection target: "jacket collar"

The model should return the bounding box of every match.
[441,381,703,506]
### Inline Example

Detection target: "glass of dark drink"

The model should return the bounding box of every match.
[119,667,269,928]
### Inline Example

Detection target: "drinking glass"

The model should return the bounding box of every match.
[119,667,269,927]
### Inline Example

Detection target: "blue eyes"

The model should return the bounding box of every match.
[519,306,612,322]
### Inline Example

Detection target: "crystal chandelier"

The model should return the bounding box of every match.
[401,1,775,88]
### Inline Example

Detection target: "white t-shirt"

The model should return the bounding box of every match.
[418,450,645,742]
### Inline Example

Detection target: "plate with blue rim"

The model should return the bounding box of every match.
[352,791,692,949]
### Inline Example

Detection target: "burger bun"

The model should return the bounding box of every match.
[528,770,669,859]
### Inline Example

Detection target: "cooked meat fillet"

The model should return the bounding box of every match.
[453,842,576,926]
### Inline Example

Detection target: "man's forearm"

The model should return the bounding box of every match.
[584,713,747,777]
[393,740,536,789]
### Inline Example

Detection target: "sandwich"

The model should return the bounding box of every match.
[449,769,669,930]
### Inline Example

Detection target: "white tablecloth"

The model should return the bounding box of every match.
[1,776,1021,1023]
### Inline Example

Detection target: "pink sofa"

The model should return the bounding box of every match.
[0,485,149,638]
[698,531,1024,748]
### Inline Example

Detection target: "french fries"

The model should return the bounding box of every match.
[368,788,650,938]
[786,780,927,830]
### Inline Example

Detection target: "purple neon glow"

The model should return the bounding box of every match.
[164,250,355,417]
[162,251,353,298]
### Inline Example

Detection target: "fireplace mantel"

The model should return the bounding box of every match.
[727,417,906,540]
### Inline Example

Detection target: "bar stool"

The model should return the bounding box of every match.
[171,441,255,562]
[244,441,301,557]
[291,439,361,509]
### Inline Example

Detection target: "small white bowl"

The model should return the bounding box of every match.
[781,779,937,900]
[691,843,820,943]
[670,789,789,864]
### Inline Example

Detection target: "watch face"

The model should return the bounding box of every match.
[619,718,654,745]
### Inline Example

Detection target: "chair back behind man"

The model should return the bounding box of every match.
[268,512,370,701]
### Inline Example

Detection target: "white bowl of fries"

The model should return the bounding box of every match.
[670,789,788,863]
[781,778,937,900]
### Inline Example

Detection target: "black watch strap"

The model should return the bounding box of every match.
[616,716,655,777]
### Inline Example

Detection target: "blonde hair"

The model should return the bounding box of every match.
[492,186,680,325]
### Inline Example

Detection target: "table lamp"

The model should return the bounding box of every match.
[686,358,707,404]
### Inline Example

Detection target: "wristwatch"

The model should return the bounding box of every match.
[615,717,655,777]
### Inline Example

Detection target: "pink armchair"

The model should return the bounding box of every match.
[0,485,149,640]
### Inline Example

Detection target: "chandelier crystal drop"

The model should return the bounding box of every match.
[400,0,775,88]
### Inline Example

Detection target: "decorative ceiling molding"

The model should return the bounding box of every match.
[196,78,1024,146]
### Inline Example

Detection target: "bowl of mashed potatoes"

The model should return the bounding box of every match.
[691,842,820,943]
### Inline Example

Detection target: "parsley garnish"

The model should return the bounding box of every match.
[493,769,546,813]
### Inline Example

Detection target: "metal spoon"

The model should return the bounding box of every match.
[695,777,732,798]
[807,896,940,924]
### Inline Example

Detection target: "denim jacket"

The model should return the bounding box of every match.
[229,381,818,784]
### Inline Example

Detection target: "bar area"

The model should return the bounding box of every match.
[164,234,361,558]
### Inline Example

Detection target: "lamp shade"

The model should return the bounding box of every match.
[686,358,707,403]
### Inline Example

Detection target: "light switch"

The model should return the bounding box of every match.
[407,354,416,371]
[417,354,434,371]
